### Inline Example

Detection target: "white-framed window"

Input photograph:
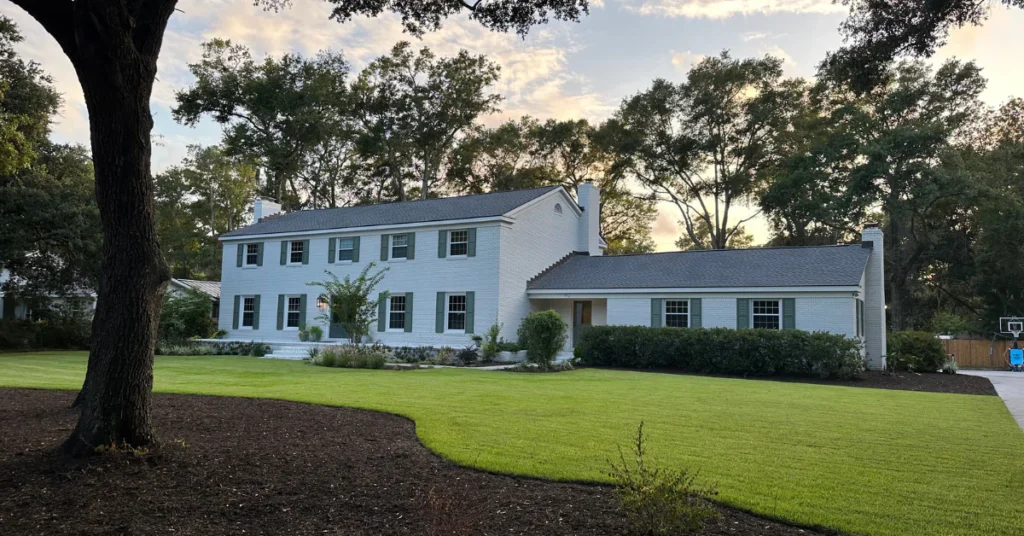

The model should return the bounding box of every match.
[388,295,406,330]
[242,296,255,328]
[286,296,302,328]
[856,299,865,337]
[289,240,304,264]
[337,238,355,262]
[664,299,689,328]
[449,230,468,257]
[245,244,259,266]
[391,234,409,260]
[752,299,781,330]
[446,294,467,331]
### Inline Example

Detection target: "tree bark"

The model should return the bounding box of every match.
[12,0,176,457]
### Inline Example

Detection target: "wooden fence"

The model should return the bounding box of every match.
[940,339,1019,369]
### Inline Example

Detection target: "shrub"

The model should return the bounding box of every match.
[608,422,719,535]
[481,322,502,361]
[393,346,433,363]
[888,331,946,372]
[457,346,479,366]
[575,326,865,380]
[306,347,321,361]
[159,289,216,342]
[517,310,568,369]
[495,339,521,353]
[310,343,388,369]
[307,325,324,342]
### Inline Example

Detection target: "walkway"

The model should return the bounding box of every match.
[962,370,1024,431]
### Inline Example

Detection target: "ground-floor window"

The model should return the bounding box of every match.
[752,299,781,330]
[242,297,255,328]
[664,299,689,328]
[287,296,302,328]
[389,295,406,330]
[447,294,466,331]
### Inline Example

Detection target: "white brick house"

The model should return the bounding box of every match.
[219,184,887,369]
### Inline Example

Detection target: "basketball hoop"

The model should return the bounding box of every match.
[1001,316,1023,340]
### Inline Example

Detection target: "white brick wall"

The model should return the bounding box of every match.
[220,224,501,347]
[861,227,887,369]
[497,190,582,341]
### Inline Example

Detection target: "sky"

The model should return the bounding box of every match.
[4,0,1023,250]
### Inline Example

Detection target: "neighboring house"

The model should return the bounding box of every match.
[0,269,97,320]
[219,184,887,369]
[168,278,222,321]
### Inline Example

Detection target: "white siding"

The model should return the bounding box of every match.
[219,224,501,347]
[497,190,582,341]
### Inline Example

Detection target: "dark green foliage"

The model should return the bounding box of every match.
[495,339,521,353]
[576,326,865,380]
[516,310,568,369]
[0,317,90,351]
[159,289,216,342]
[307,264,388,343]
[457,346,479,366]
[887,331,947,373]
[608,422,719,535]
[481,322,501,360]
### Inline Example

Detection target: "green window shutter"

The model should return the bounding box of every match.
[277,294,285,330]
[377,293,387,332]
[404,292,413,332]
[236,244,244,267]
[650,298,663,328]
[467,228,477,257]
[328,238,336,264]
[407,232,416,260]
[352,236,360,262]
[252,295,261,329]
[280,240,288,265]
[256,243,264,266]
[232,295,240,329]
[465,291,475,333]
[690,298,702,328]
[437,230,447,258]
[435,292,445,333]
[783,298,796,330]
[736,298,750,329]
[380,234,389,261]
[300,294,307,327]
[302,240,310,264]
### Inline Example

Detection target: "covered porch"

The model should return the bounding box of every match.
[528,296,607,349]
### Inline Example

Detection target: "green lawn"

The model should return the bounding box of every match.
[2,352,1023,536]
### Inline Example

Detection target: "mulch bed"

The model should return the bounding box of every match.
[0,389,821,536]
[592,368,997,396]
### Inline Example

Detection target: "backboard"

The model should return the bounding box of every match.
[1000,316,1023,338]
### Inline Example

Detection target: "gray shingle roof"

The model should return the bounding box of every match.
[173,279,221,299]
[221,186,562,238]
[527,245,870,290]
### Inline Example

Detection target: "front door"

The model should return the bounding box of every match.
[329,311,348,340]
[572,301,592,347]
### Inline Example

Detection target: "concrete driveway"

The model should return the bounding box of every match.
[961,370,1024,431]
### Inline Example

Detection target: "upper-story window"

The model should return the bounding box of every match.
[388,295,406,330]
[289,241,304,264]
[245,244,259,266]
[664,300,689,328]
[337,238,355,262]
[449,230,468,257]
[752,300,781,330]
[391,234,409,260]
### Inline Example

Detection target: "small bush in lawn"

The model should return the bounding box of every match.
[248,342,271,357]
[517,310,568,369]
[608,422,719,535]
[306,347,321,361]
[481,322,502,361]
[457,346,479,366]
[888,331,946,372]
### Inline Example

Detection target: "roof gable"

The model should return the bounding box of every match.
[221,186,561,239]
[527,245,871,290]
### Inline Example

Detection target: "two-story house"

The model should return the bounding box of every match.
[218,182,887,369]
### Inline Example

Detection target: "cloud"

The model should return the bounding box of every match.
[671,50,707,73]
[618,0,843,19]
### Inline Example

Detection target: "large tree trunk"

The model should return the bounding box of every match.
[9,0,179,457]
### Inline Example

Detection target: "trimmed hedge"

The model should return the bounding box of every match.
[887,331,946,372]
[575,326,865,379]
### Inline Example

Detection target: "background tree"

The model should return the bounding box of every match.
[605,53,795,250]
[675,220,754,251]
[0,17,60,175]
[9,0,589,457]
[174,41,352,209]
[351,41,501,200]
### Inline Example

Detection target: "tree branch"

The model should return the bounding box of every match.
[9,0,76,55]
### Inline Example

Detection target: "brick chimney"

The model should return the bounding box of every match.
[861,223,887,370]
[577,180,603,256]
[253,197,281,222]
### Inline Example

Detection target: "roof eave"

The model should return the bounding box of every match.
[526,285,863,296]
[220,214,514,242]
